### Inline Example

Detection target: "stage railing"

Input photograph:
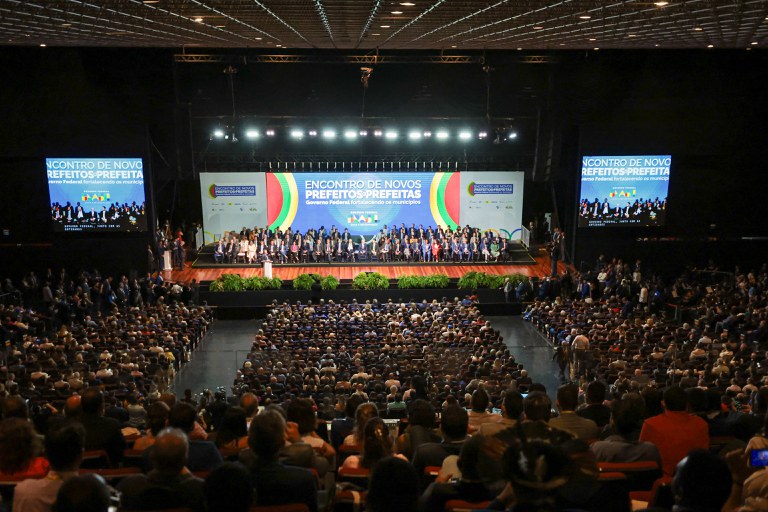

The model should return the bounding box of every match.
[520,226,531,249]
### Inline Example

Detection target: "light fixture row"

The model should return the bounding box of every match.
[211,128,518,142]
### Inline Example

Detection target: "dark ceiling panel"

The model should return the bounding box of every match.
[1,1,766,49]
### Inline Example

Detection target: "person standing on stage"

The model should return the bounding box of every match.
[550,227,564,277]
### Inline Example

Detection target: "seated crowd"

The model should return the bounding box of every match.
[213,222,515,264]
[1,258,768,512]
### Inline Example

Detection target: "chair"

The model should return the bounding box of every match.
[251,506,310,512]
[629,475,673,506]
[337,466,370,488]
[81,449,112,469]
[598,460,661,491]
[443,499,492,512]
[80,467,143,482]
[423,466,442,487]
[595,472,631,512]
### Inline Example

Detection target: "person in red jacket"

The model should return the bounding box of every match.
[639,386,709,477]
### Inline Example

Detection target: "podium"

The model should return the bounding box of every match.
[163,251,172,271]
[263,261,272,278]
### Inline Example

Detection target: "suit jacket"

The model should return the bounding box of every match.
[117,472,205,512]
[548,412,600,441]
[77,414,126,467]
[244,459,317,512]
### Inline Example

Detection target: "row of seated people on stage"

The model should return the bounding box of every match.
[214,224,513,264]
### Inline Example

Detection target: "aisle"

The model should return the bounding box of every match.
[172,319,258,396]
[487,316,561,396]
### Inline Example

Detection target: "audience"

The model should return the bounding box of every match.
[1,256,768,512]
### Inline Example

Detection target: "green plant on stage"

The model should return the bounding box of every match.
[209,274,282,292]
[397,274,450,289]
[293,273,315,290]
[320,275,339,290]
[219,273,245,292]
[352,271,390,290]
[458,271,528,289]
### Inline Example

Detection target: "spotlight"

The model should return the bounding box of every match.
[384,130,398,140]
[509,131,518,139]
[290,130,305,139]
[423,131,432,138]
[322,129,337,140]
[213,129,225,139]
[308,130,318,137]
[478,131,488,139]
[373,130,383,137]
[245,130,259,139]
[435,130,449,140]
[344,130,358,140]
[265,129,275,137]
[458,131,472,140]
[408,131,422,141]
[359,130,369,137]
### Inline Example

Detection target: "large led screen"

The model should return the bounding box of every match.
[46,158,147,232]
[578,155,670,228]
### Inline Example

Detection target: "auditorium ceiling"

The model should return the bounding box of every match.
[1,0,766,50]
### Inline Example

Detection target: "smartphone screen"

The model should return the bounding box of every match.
[750,449,768,467]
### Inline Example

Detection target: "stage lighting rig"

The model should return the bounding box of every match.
[360,67,373,88]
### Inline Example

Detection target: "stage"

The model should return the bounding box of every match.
[164,246,567,283]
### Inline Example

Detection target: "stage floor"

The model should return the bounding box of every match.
[164,250,567,282]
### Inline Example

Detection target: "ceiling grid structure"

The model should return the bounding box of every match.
[0,0,766,49]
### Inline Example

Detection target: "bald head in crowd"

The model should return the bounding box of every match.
[151,428,189,474]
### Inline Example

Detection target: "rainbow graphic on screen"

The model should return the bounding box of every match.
[429,172,460,230]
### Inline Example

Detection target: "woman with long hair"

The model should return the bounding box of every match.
[342,418,404,470]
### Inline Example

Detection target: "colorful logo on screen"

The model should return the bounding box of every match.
[467,182,514,196]
[81,193,110,202]
[430,172,460,230]
[266,173,299,231]
[348,214,379,224]
[609,190,637,198]
[208,184,257,199]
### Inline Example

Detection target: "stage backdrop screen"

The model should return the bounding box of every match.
[460,171,525,240]
[578,155,670,228]
[266,172,461,236]
[46,158,147,232]
[200,172,267,243]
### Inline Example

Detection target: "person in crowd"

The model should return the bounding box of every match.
[13,421,85,512]
[203,462,253,512]
[53,474,112,512]
[148,403,222,472]
[242,410,317,512]
[590,396,661,463]
[133,402,171,452]
[0,417,49,480]
[639,385,709,477]
[412,405,470,487]
[341,417,405,470]
[467,388,502,431]
[343,402,380,449]
[117,428,205,512]
[366,457,419,512]
[208,406,249,451]
[549,383,600,441]
[576,380,611,429]
[76,388,126,468]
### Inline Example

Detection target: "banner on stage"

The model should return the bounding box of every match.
[266,172,461,235]
[459,171,525,240]
[200,172,267,243]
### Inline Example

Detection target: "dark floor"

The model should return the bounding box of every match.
[172,319,258,396]
[173,316,561,398]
